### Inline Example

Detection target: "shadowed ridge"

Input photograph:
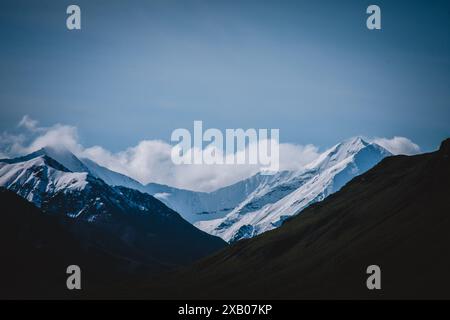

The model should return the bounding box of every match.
[439,138,450,154]
[136,138,450,299]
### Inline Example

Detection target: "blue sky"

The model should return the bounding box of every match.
[0,0,449,153]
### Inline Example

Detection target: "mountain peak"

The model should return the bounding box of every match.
[0,146,90,174]
[439,138,450,154]
[33,146,89,173]
[337,136,370,152]
[305,136,373,171]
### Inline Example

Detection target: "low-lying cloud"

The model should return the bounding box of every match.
[372,136,421,155]
[0,116,421,191]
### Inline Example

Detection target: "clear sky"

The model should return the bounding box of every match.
[0,0,449,153]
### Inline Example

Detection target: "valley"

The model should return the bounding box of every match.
[1,137,449,298]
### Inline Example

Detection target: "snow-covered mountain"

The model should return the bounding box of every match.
[0,151,226,267]
[80,157,148,193]
[144,174,276,223]
[4,146,263,224]
[0,137,391,244]
[0,154,89,209]
[4,147,238,222]
[195,137,392,242]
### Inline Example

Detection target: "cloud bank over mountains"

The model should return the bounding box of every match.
[373,136,421,156]
[0,116,421,192]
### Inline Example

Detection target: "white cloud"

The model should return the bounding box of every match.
[1,116,322,191]
[26,124,82,154]
[7,115,83,156]
[373,136,420,155]
[81,139,321,191]
[0,116,421,191]
[279,143,320,171]
[18,115,39,132]
[0,132,26,157]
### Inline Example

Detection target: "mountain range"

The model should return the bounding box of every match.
[195,137,391,242]
[1,137,448,298]
[1,136,392,244]
[0,150,227,277]
[136,138,450,299]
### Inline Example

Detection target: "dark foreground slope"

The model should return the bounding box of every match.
[0,152,227,270]
[0,151,227,298]
[0,187,226,299]
[138,139,450,299]
[0,188,125,299]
